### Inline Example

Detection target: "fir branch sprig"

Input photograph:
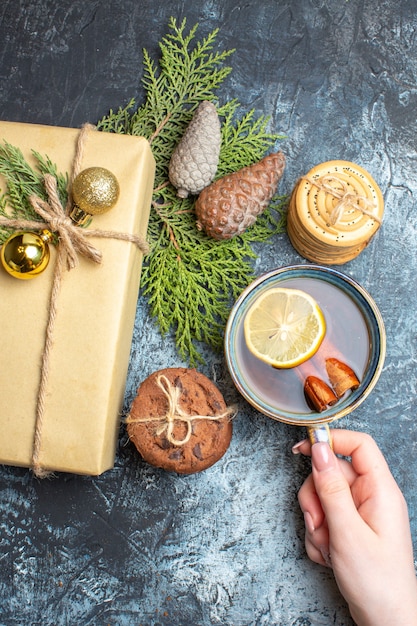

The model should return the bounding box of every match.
[0,18,286,365]
[99,17,287,365]
[0,143,68,243]
[217,103,279,174]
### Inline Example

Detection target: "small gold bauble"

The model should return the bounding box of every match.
[0,230,52,279]
[70,167,119,226]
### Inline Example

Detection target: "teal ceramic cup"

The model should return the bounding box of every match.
[224,264,386,445]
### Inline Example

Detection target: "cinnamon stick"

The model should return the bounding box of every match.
[325,357,360,398]
[297,360,337,412]
[304,375,338,412]
[296,337,361,412]
[317,336,361,397]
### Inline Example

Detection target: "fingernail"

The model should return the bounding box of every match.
[304,511,315,534]
[291,439,308,455]
[319,546,332,568]
[312,442,335,472]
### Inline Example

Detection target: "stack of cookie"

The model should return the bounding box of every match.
[287,160,384,264]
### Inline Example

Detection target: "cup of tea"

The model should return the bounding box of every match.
[224,264,386,444]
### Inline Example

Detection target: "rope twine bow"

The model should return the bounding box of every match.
[303,174,382,226]
[0,123,149,477]
[126,374,238,447]
[30,175,102,269]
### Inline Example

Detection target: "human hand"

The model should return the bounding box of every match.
[293,429,417,626]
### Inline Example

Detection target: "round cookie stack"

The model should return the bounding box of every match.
[126,368,235,474]
[287,160,384,264]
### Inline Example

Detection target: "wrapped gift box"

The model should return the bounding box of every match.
[0,121,155,475]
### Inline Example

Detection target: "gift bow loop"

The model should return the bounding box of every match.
[29,173,102,270]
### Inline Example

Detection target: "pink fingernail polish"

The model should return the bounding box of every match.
[291,439,308,454]
[319,546,332,568]
[304,511,315,534]
[312,442,333,471]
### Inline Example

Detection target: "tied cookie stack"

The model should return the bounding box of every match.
[287,160,384,264]
[127,368,236,474]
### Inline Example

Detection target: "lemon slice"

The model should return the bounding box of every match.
[243,287,326,368]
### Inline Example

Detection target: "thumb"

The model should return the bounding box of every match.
[311,442,358,533]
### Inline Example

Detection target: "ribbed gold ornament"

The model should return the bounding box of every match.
[0,229,52,279]
[70,167,120,226]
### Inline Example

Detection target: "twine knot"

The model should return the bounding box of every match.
[29,173,102,270]
[304,174,382,226]
[127,374,237,447]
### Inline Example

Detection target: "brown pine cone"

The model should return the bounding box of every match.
[195,151,286,239]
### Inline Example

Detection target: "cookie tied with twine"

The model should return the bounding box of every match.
[126,368,236,474]
[287,160,384,264]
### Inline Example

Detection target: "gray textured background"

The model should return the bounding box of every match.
[1,1,417,625]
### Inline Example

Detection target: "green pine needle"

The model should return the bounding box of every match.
[0,143,68,243]
[97,16,287,365]
[0,17,287,366]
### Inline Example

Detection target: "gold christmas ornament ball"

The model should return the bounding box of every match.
[72,167,120,216]
[1,230,52,279]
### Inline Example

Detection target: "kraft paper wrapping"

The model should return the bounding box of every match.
[0,121,155,475]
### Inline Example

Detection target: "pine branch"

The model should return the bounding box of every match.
[0,19,265,365]
[0,144,68,243]
[217,104,279,174]
[0,18,288,364]
[97,17,287,365]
